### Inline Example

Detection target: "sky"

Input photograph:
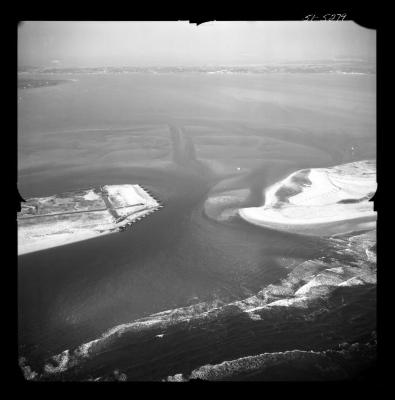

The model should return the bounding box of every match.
[18,21,376,67]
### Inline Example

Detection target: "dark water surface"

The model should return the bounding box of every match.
[19,165,325,364]
[18,72,376,379]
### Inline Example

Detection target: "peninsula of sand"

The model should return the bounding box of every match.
[18,184,161,255]
[238,160,377,236]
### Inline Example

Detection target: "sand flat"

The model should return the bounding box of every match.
[238,160,376,235]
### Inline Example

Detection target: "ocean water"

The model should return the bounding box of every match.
[17,71,376,380]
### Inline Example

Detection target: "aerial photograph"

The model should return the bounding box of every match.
[17,20,376,381]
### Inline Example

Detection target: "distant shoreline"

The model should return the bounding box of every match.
[18,78,72,89]
[17,61,376,76]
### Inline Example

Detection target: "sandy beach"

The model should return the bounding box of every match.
[238,160,376,236]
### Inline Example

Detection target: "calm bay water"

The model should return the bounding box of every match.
[18,72,376,379]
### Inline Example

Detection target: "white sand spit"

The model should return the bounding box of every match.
[238,160,376,235]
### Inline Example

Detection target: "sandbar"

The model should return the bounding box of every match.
[238,160,376,235]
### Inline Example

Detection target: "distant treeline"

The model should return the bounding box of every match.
[18,62,376,76]
[18,78,70,89]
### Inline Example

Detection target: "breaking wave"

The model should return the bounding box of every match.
[166,336,377,381]
[19,228,376,380]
